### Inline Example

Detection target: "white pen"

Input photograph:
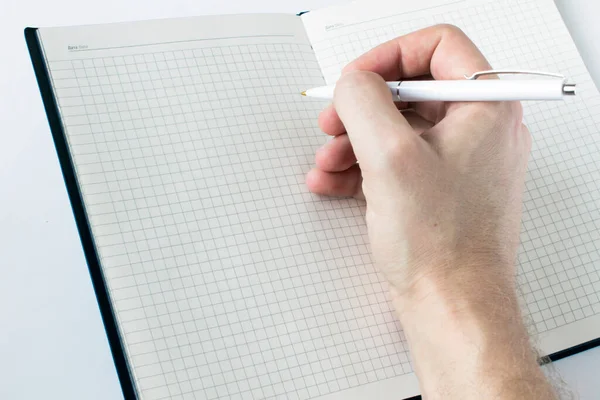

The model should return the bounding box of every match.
[301,70,576,102]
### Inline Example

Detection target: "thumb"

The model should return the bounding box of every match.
[333,71,419,174]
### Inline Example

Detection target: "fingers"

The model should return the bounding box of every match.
[343,24,491,80]
[308,134,360,199]
[306,164,364,199]
[318,103,435,138]
[318,104,346,136]
[333,70,417,172]
[319,102,412,136]
[411,101,446,125]
[322,25,492,136]
[315,134,357,172]
[402,111,435,135]
[309,112,430,200]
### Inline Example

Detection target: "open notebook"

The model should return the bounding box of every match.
[25,0,600,398]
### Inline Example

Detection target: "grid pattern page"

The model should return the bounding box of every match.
[303,0,600,356]
[38,14,415,400]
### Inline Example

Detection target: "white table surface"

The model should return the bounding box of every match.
[2,0,599,399]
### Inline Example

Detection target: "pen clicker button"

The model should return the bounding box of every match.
[563,83,576,96]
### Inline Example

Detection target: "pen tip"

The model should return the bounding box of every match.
[301,91,306,96]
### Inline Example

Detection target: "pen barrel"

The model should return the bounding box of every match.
[391,80,566,101]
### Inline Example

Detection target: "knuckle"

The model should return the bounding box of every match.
[507,101,524,125]
[382,137,419,166]
[337,70,382,92]
[436,23,466,38]
[521,123,532,152]
[467,101,523,129]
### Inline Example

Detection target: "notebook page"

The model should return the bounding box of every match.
[302,0,600,396]
[36,14,396,400]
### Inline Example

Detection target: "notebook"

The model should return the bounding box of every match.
[25,0,600,398]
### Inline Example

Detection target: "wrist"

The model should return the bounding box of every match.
[389,263,553,398]
[388,253,518,320]
[391,265,524,345]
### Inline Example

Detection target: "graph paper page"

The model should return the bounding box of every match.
[37,12,417,400]
[303,0,600,397]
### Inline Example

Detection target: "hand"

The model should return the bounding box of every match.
[306,24,530,306]
[306,25,557,399]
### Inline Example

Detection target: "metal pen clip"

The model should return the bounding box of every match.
[463,69,576,95]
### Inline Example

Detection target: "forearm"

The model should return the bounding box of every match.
[392,267,556,399]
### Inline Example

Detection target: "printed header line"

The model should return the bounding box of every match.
[322,0,466,33]
[69,34,296,53]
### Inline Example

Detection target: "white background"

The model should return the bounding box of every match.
[1,0,599,399]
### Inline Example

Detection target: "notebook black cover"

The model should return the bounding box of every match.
[25,27,138,400]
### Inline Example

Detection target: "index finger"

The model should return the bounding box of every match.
[344,24,491,80]
[319,24,492,135]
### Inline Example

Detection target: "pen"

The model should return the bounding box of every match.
[301,79,577,102]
